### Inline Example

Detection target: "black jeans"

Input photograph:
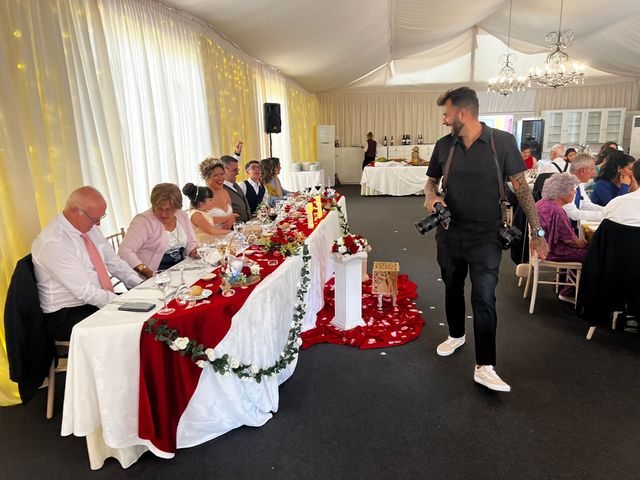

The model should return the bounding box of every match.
[436,228,502,366]
[362,155,375,169]
[44,305,99,341]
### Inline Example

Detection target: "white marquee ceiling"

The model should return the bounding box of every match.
[164,0,640,92]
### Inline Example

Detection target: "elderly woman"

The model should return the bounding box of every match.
[199,158,238,229]
[119,183,198,279]
[590,151,638,206]
[535,173,589,264]
[182,182,232,242]
[260,157,289,206]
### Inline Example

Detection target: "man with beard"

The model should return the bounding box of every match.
[423,87,549,392]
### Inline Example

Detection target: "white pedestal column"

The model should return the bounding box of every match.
[331,252,367,331]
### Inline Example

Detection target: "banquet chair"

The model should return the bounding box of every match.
[522,252,582,314]
[106,227,126,291]
[106,227,126,250]
[46,341,70,419]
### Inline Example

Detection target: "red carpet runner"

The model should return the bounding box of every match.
[301,274,425,350]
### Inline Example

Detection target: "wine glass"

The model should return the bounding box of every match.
[153,270,175,315]
[196,242,210,275]
[314,184,322,195]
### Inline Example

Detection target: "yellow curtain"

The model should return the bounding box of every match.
[287,82,318,164]
[0,0,85,405]
[199,34,262,180]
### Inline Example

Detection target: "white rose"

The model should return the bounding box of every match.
[229,357,240,369]
[295,337,303,347]
[250,264,261,276]
[169,342,179,351]
[205,348,216,361]
[338,245,347,254]
[174,337,189,350]
[196,360,208,369]
[250,365,260,375]
[337,237,344,245]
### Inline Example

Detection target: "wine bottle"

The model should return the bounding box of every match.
[390,135,394,146]
[383,136,387,146]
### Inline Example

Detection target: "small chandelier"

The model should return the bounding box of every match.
[529,0,585,88]
[488,0,528,96]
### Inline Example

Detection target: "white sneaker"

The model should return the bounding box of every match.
[474,365,511,392]
[558,294,575,304]
[436,335,465,356]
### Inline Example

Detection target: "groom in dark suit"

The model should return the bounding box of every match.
[221,141,251,222]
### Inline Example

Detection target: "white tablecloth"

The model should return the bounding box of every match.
[61,196,346,469]
[360,166,427,196]
[280,170,324,193]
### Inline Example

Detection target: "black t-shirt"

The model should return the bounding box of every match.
[426,124,525,240]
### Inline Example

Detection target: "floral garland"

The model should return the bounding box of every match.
[144,244,311,383]
[332,234,368,256]
[325,197,350,235]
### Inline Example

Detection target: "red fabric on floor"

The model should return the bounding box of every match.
[301,274,425,350]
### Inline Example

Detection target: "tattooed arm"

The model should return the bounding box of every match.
[423,177,446,214]
[510,172,549,260]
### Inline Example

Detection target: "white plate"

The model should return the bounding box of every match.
[183,288,212,301]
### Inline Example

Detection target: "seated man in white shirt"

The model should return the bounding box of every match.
[563,153,603,226]
[238,160,266,214]
[32,186,142,340]
[604,160,640,227]
[537,144,567,174]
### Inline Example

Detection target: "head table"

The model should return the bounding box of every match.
[61,196,347,469]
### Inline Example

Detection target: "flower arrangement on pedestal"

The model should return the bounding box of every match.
[332,234,369,257]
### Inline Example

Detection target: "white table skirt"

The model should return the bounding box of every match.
[360,166,427,196]
[280,170,324,193]
[61,196,346,469]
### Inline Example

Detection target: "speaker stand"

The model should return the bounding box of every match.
[268,133,273,159]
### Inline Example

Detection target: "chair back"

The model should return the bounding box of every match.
[106,227,126,250]
[3,254,56,404]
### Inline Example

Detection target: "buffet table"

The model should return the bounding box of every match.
[61,196,346,469]
[280,170,324,193]
[360,165,428,196]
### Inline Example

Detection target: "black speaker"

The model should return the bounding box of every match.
[521,119,544,160]
[264,103,281,134]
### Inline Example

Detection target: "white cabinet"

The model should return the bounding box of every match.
[336,147,364,184]
[542,108,625,151]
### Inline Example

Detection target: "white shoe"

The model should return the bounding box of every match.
[474,365,511,392]
[558,294,575,304]
[436,335,465,356]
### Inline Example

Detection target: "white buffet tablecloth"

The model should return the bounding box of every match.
[280,170,324,193]
[360,166,427,196]
[61,196,346,469]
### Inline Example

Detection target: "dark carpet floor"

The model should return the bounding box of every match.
[1,185,639,480]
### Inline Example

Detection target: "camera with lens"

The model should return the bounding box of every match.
[498,222,522,250]
[415,202,451,235]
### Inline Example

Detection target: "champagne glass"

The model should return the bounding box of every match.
[153,270,175,315]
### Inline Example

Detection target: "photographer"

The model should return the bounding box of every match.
[423,87,548,392]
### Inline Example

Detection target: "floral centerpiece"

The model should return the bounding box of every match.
[260,230,306,257]
[222,258,262,286]
[332,234,369,256]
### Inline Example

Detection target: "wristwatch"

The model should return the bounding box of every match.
[531,228,545,239]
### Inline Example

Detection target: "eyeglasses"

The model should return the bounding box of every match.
[79,208,107,224]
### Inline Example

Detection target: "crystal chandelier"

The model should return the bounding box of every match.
[488,0,528,96]
[529,0,585,88]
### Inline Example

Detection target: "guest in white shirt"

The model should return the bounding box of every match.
[32,186,142,340]
[563,152,603,224]
[604,160,640,227]
[239,160,266,214]
[537,144,567,174]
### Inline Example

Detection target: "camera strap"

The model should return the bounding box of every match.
[440,128,510,226]
[489,128,510,226]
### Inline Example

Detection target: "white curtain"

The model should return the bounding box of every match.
[98,0,212,212]
[533,81,640,113]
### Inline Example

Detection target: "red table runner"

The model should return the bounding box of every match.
[139,200,336,454]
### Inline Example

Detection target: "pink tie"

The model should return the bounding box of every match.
[81,232,114,292]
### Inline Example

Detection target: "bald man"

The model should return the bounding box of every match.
[32,186,141,340]
[537,144,568,174]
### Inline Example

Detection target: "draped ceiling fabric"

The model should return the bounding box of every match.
[166,0,640,92]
